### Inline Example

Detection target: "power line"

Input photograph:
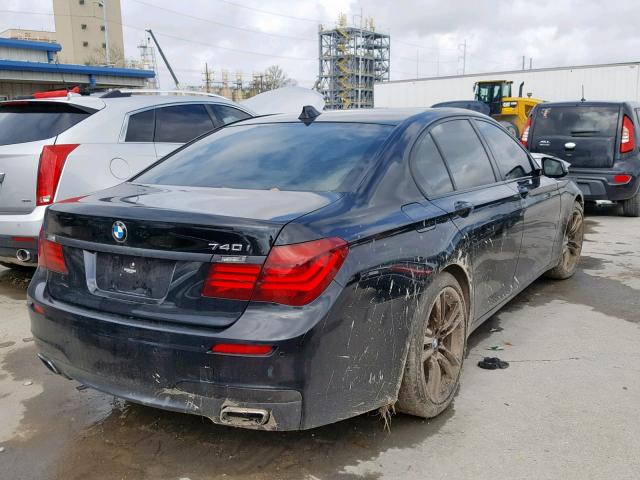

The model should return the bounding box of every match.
[128,0,314,42]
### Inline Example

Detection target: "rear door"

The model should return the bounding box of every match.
[153,103,218,157]
[426,119,524,319]
[0,102,93,213]
[529,104,620,168]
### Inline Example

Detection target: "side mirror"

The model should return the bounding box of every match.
[542,157,569,178]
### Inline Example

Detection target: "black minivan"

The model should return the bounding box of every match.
[523,101,640,216]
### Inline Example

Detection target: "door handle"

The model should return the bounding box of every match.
[453,201,474,218]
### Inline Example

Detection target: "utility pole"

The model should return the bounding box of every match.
[529,57,533,69]
[416,48,419,78]
[522,55,525,70]
[436,46,440,76]
[98,0,110,65]
[203,63,213,93]
[146,29,180,89]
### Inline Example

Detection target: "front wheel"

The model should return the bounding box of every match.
[546,201,584,279]
[397,272,468,418]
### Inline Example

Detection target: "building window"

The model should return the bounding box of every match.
[83,41,89,47]
[102,43,106,49]
[100,25,105,31]
[81,24,87,30]
[79,0,85,4]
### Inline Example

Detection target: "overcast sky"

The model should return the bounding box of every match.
[2,0,639,89]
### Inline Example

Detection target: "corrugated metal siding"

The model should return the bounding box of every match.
[0,46,48,63]
[374,63,640,107]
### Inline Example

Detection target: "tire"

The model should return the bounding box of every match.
[621,192,640,217]
[546,201,584,280]
[397,272,468,418]
[499,120,519,137]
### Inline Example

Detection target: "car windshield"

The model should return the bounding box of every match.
[134,122,393,192]
[534,106,619,137]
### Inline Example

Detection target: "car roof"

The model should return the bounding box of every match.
[235,107,488,126]
[535,101,640,108]
[0,93,246,113]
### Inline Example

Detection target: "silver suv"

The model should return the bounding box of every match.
[0,90,255,267]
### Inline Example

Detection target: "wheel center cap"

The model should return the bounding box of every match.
[432,338,439,350]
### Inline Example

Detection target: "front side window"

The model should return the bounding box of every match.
[411,133,453,196]
[476,120,533,180]
[154,104,215,143]
[134,122,393,192]
[431,120,496,190]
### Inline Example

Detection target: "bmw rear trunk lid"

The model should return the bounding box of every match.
[43,182,340,328]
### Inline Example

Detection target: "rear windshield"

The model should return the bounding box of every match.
[533,106,619,137]
[134,122,393,192]
[0,102,93,145]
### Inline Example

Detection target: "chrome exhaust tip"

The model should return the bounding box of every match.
[16,249,32,262]
[37,353,61,375]
[219,406,270,427]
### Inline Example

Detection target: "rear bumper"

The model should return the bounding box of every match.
[568,169,639,202]
[27,271,404,430]
[0,206,45,265]
[0,234,38,265]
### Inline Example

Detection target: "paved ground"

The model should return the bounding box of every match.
[1,205,639,480]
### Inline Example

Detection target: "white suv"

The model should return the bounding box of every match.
[0,90,255,267]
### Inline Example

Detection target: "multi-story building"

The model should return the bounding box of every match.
[53,0,125,66]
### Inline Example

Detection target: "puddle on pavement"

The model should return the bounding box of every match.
[2,344,454,480]
[0,267,33,301]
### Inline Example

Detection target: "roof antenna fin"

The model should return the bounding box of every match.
[299,105,321,123]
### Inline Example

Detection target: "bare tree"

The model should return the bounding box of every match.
[262,65,297,91]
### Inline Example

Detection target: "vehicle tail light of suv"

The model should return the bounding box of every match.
[521,116,532,148]
[620,115,636,154]
[36,144,79,206]
[203,237,349,306]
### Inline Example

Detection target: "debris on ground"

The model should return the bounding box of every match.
[478,357,510,370]
[0,341,15,348]
[490,327,504,332]
[22,337,34,343]
[378,403,396,432]
[486,346,504,351]
[0,446,5,453]
[23,381,33,386]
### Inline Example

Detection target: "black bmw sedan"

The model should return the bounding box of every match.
[28,107,584,430]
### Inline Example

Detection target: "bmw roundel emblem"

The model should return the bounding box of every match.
[112,221,127,243]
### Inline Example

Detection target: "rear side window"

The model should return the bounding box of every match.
[134,122,393,192]
[533,106,619,137]
[0,102,92,145]
[411,133,453,196]
[431,120,496,190]
[154,104,215,143]
[125,109,154,142]
[213,105,251,125]
[476,120,533,180]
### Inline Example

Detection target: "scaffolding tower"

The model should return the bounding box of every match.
[318,16,390,109]
[137,35,159,89]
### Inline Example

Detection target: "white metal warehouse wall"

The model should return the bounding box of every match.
[374,62,640,107]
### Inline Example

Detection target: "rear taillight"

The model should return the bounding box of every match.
[38,229,67,274]
[36,144,79,206]
[620,115,636,154]
[202,263,261,301]
[202,237,349,306]
[520,116,532,148]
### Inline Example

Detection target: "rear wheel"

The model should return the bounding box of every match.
[397,272,467,418]
[621,192,640,217]
[546,201,584,279]
[499,120,519,137]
